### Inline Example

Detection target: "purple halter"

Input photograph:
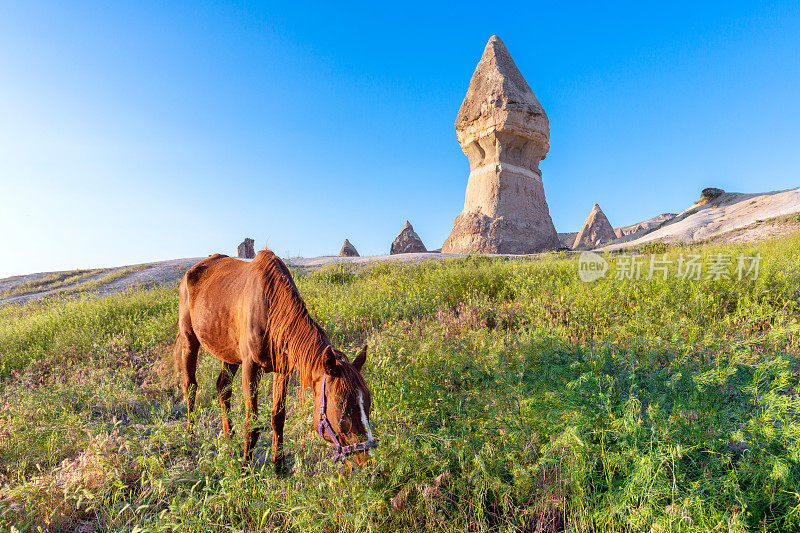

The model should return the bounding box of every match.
[317,374,378,462]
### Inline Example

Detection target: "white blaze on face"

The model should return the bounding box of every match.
[357,390,375,455]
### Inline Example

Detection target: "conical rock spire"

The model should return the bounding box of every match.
[339,239,359,257]
[390,221,427,254]
[572,204,616,249]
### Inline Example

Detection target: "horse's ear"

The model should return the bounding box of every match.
[323,346,338,376]
[353,345,367,371]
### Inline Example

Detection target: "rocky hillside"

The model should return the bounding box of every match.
[603,187,800,250]
[558,212,677,248]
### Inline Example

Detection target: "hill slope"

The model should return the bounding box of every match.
[603,187,800,249]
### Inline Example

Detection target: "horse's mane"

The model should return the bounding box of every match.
[255,251,369,399]
[256,251,331,391]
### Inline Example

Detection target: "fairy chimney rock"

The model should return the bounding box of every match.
[442,35,560,254]
[390,221,427,254]
[339,239,360,257]
[573,204,616,249]
[237,238,255,259]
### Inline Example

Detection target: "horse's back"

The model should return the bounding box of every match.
[179,254,257,364]
[178,251,292,365]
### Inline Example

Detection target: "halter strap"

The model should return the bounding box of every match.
[317,374,378,462]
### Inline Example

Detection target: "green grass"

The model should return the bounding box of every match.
[1,236,800,531]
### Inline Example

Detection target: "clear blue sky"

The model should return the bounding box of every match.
[1,1,799,277]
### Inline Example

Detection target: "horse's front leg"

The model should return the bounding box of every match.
[241,361,262,462]
[270,372,291,477]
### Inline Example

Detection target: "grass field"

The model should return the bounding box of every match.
[1,236,799,532]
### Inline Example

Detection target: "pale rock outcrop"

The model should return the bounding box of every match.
[614,213,677,238]
[339,239,359,257]
[602,187,800,250]
[391,221,427,254]
[237,238,255,259]
[573,204,616,249]
[442,36,560,254]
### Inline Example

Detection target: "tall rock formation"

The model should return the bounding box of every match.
[339,239,359,257]
[390,221,427,254]
[573,204,616,249]
[237,238,255,259]
[442,36,560,254]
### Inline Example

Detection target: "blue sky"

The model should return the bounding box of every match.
[1,1,799,277]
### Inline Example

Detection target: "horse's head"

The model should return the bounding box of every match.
[317,345,376,465]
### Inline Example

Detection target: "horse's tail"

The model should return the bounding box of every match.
[170,319,183,384]
[156,319,183,385]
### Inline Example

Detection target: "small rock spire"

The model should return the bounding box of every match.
[572,204,616,249]
[339,239,359,257]
[390,221,427,254]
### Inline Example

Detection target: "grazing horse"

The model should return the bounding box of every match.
[173,251,376,475]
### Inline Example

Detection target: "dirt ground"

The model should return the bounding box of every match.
[0,258,204,307]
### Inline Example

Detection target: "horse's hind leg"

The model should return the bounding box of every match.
[241,360,262,462]
[270,372,291,477]
[216,362,239,442]
[179,330,200,432]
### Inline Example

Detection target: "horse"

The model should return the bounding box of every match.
[173,250,377,475]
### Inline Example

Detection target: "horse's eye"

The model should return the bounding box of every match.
[339,417,351,433]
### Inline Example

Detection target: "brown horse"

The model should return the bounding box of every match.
[174,250,376,475]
